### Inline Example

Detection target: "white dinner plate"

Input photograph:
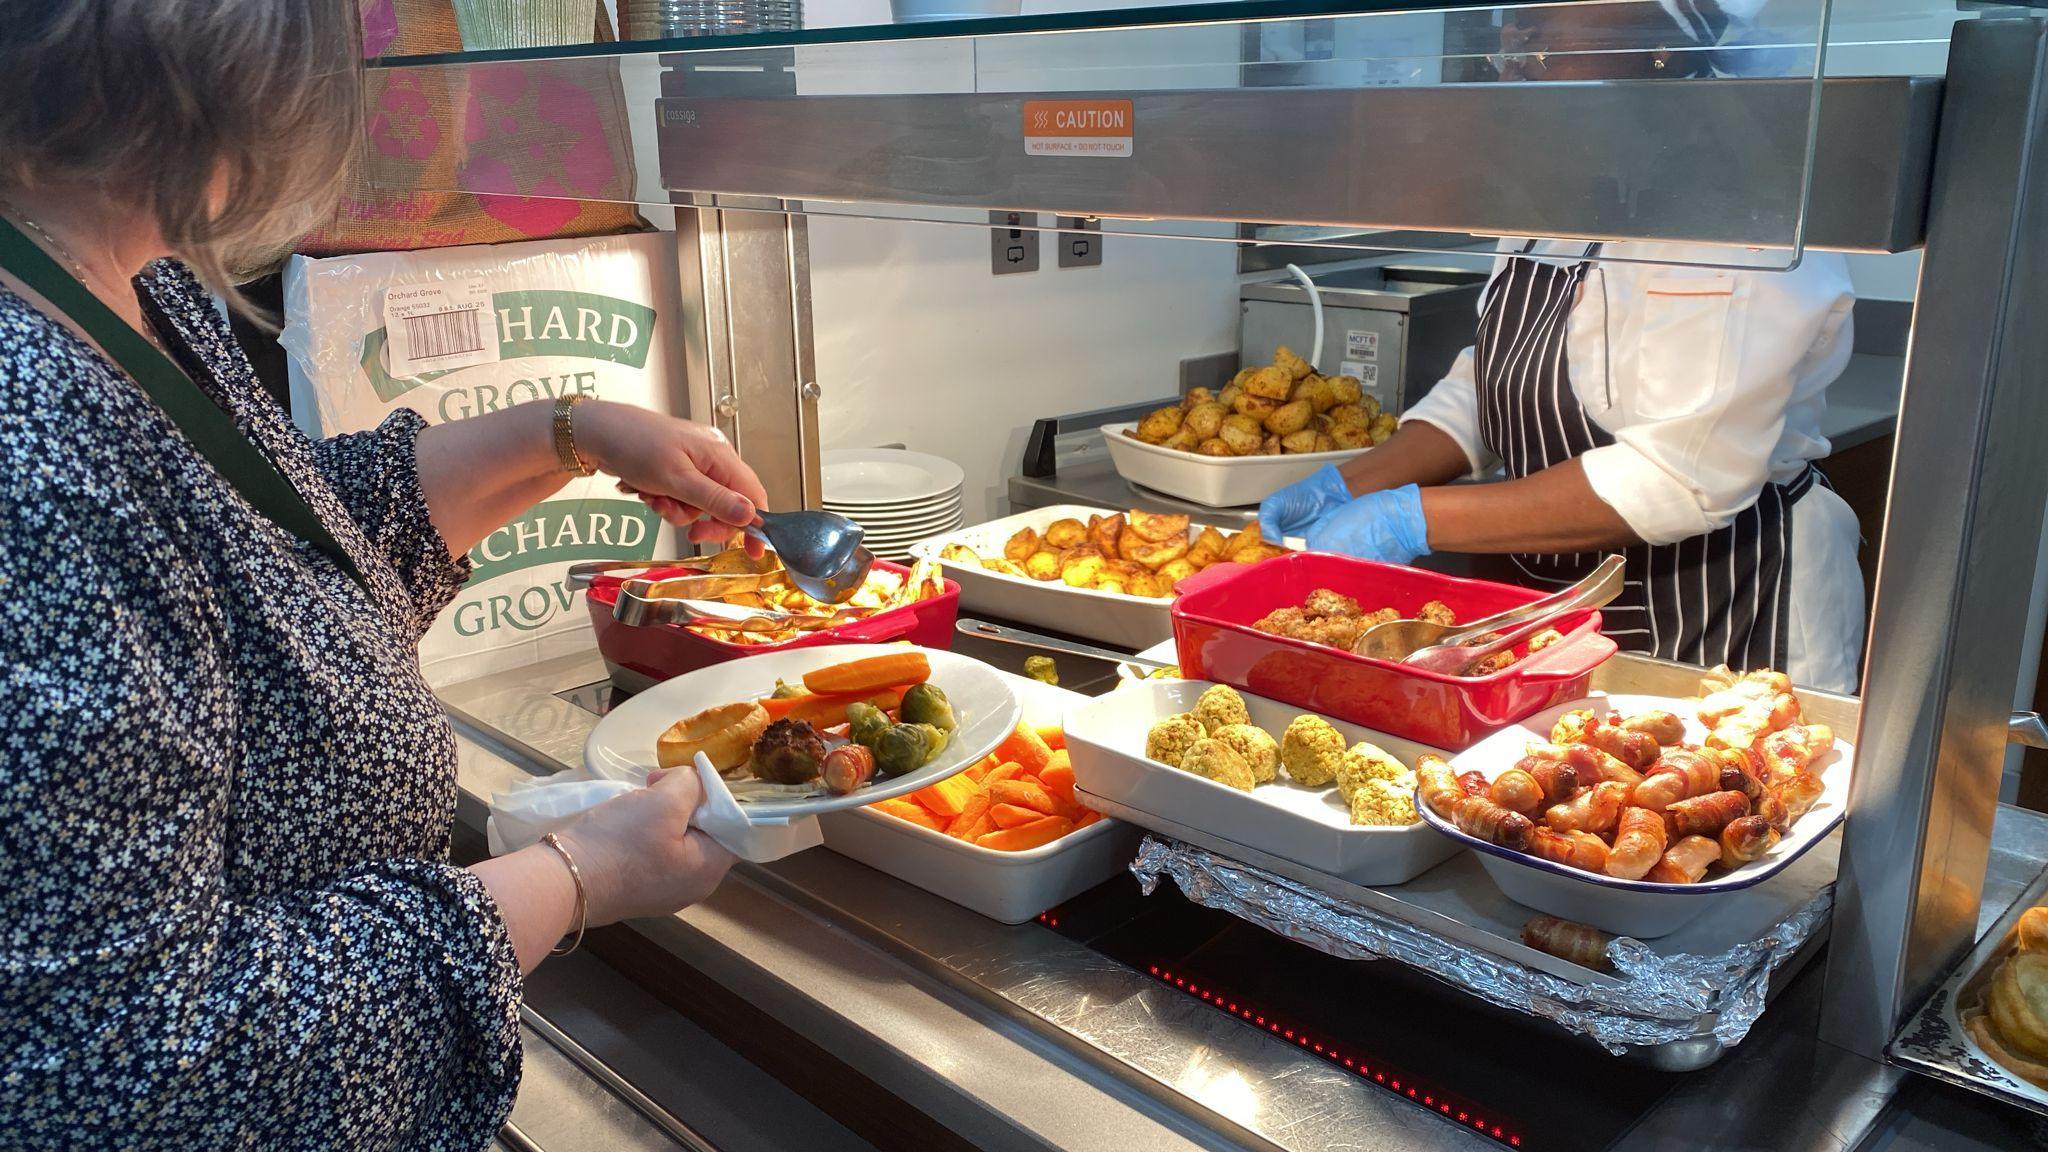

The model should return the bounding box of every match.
[583,644,1021,822]
[843,511,966,535]
[1424,692,1856,937]
[823,449,968,506]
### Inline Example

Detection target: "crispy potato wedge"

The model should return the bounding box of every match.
[1135,406,1184,443]
[1130,571,1174,599]
[1127,511,1192,543]
[1245,365,1295,400]
[1060,545,1108,587]
[703,548,766,575]
[982,557,1029,578]
[1088,513,1125,556]
[1221,527,1261,560]
[940,542,980,565]
[1024,550,1062,581]
[1043,518,1087,549]
[1236,543,1289,563]
[1157,558,1198,584]
[1273,345,1314,381]
[1102,559,1146,581]
[1121,528,1191,571]
[1004,526,1041,563]
[1191,526,1228,556]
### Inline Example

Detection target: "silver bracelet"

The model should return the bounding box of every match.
[539,831,588,956]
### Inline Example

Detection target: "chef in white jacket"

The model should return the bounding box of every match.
[1260,2,1865,693]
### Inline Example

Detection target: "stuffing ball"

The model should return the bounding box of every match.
[1281,715,1346,787]
[1145,713,1206,766]
[1208,723,1280,784]
[1192,684,1251,733]
[1179,738,1255,791]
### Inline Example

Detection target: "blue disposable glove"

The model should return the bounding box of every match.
[1258,464,1354,543]
[1303,483,1432,565]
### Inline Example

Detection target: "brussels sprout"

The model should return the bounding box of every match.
[913,723,950,763]
[872,725,929,779]
[899,682,957,732]
[845,701,891,748]
[1023,655,1059,685]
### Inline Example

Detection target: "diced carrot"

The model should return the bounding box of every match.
[910,772,979,819]
[992,725,1055,775]
[984,761,1026,786]
[1039,755,1076,807]
[873,797,942,830]
[802,652,929,696]
[990,803,1046,829]
[1034,724,1066,752]
[991,779,1058,816]
[946,793,992,837]
[977,815,1075,851]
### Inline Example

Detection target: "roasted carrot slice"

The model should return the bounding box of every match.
[1034,724,1067,752]
[990,803,1045,829]
[991,725,1054,775]
[976,815,1074,851]
[801,652,930,696]
[873,797,942,830]
[945,793,992,837]
[1039,754,1076,808]
[990,779,1059,816]
[762,686,906,730]
[910,773,979,819]
[983,762,1027,787]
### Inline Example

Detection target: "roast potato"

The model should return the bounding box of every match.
[1245,365,1295,401]
[1157,559,1198,586]
[1059,545,1108,588]
[1004,526,1042,562]
[1136,405,1185,443]
[1162,427,1203,453]
[1293,374,1338,413]
[1218,381,1245,411]
[1181,386,1217,411]
[1095,576,1128,596]
[1220,527,1261,560]
[1273,344,1314,381]
[1102,559,1146,582]
[1233,392,1281,422]
[982,557,1029,578]
[1130,571,1174,599]
[1196,438,1235,457]
[1265,399,1314,437]
[1043,517,1088,549]
[1260,434,1283,455]
[940,543,980,565]
[1369,412,1399,443]
[1189,526,1227,560]
[1127,511,1192,543]
[1280,429,1322,454]
[1327,403,1370,430]
[1330,424,1374,450]
[1024,550,1062,581]
[1184,401,1227,440]
[1121,531,1190,571]
[1236,543,1290,563]
[1088,513,1126,556]
[1218,413,1266,454]
[1329,375,1364,406]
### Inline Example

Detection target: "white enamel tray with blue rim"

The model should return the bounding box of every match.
[583,644,1020,823]
[1422,693,1856,939]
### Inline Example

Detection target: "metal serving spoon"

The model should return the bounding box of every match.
[743,508,874,605]
[1380,555,1625,676]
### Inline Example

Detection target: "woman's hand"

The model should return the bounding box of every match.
[574,401,772,547]
[557,766,736,926]
[1304,483,1433,565]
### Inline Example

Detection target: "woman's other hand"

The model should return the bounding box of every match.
[576,401,771,548]
[1303,483,1433,565]
[558,766,736,926]
[1257,463,1354,543]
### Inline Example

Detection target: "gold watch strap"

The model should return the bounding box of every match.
[552,394,596,476]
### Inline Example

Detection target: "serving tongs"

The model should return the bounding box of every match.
[1350,554,1626,676]
[565,559,818,633]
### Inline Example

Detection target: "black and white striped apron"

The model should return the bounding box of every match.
[1471,245,1816,671]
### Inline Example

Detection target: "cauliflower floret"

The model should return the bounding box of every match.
[1348,777,1419,827]
[1179,738,1255,791]
[1280,715,1346,787]
[1191,684,1251,733]
[1335,742,1413,803]
[1208,723,1280,784]
[1145,713,1206,766]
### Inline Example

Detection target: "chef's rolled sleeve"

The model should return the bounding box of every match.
[1401,346,1497,477]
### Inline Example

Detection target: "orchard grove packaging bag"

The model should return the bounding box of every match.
[282,233,682,686]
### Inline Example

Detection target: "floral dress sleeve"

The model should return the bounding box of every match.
[311,408,473,634]
[0,474,520,1151]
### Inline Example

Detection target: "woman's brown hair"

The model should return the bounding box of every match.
[0,0,363,311]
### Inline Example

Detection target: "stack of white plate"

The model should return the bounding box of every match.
[823,448,966,561]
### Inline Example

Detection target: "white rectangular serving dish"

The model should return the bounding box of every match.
[817,675,1141,924]
[1102,422,1370,508]
[909,504,1207,650]
[1063,680,1460,886]
[1427,693,1856,938]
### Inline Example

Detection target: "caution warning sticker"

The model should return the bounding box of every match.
[1022,99,1134,158]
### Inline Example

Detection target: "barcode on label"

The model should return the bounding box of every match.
[401,307,485,361]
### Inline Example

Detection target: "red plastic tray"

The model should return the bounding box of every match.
[1169,552,1615,751]
[584,560,960,687]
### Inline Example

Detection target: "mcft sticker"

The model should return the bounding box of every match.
[1023,99,1134,158]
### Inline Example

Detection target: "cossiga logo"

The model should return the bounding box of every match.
[363,289,658,401]
[448,497,662,637]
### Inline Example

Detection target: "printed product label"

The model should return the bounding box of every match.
[1023,99,1134,158]
[1340,361,1380,388]
[383,278,499,376]
[1345,329,1379,361]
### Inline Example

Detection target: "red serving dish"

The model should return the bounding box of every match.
[584,560,960,687]
[1170,552,1615,750]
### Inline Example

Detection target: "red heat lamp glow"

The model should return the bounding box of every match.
[1143,965,1523,1149]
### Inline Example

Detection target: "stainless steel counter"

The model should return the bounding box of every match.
[443,644,2048,1152]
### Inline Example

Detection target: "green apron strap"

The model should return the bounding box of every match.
[0,217,367,590]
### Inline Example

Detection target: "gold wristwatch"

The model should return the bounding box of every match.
[552,394,596,476]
